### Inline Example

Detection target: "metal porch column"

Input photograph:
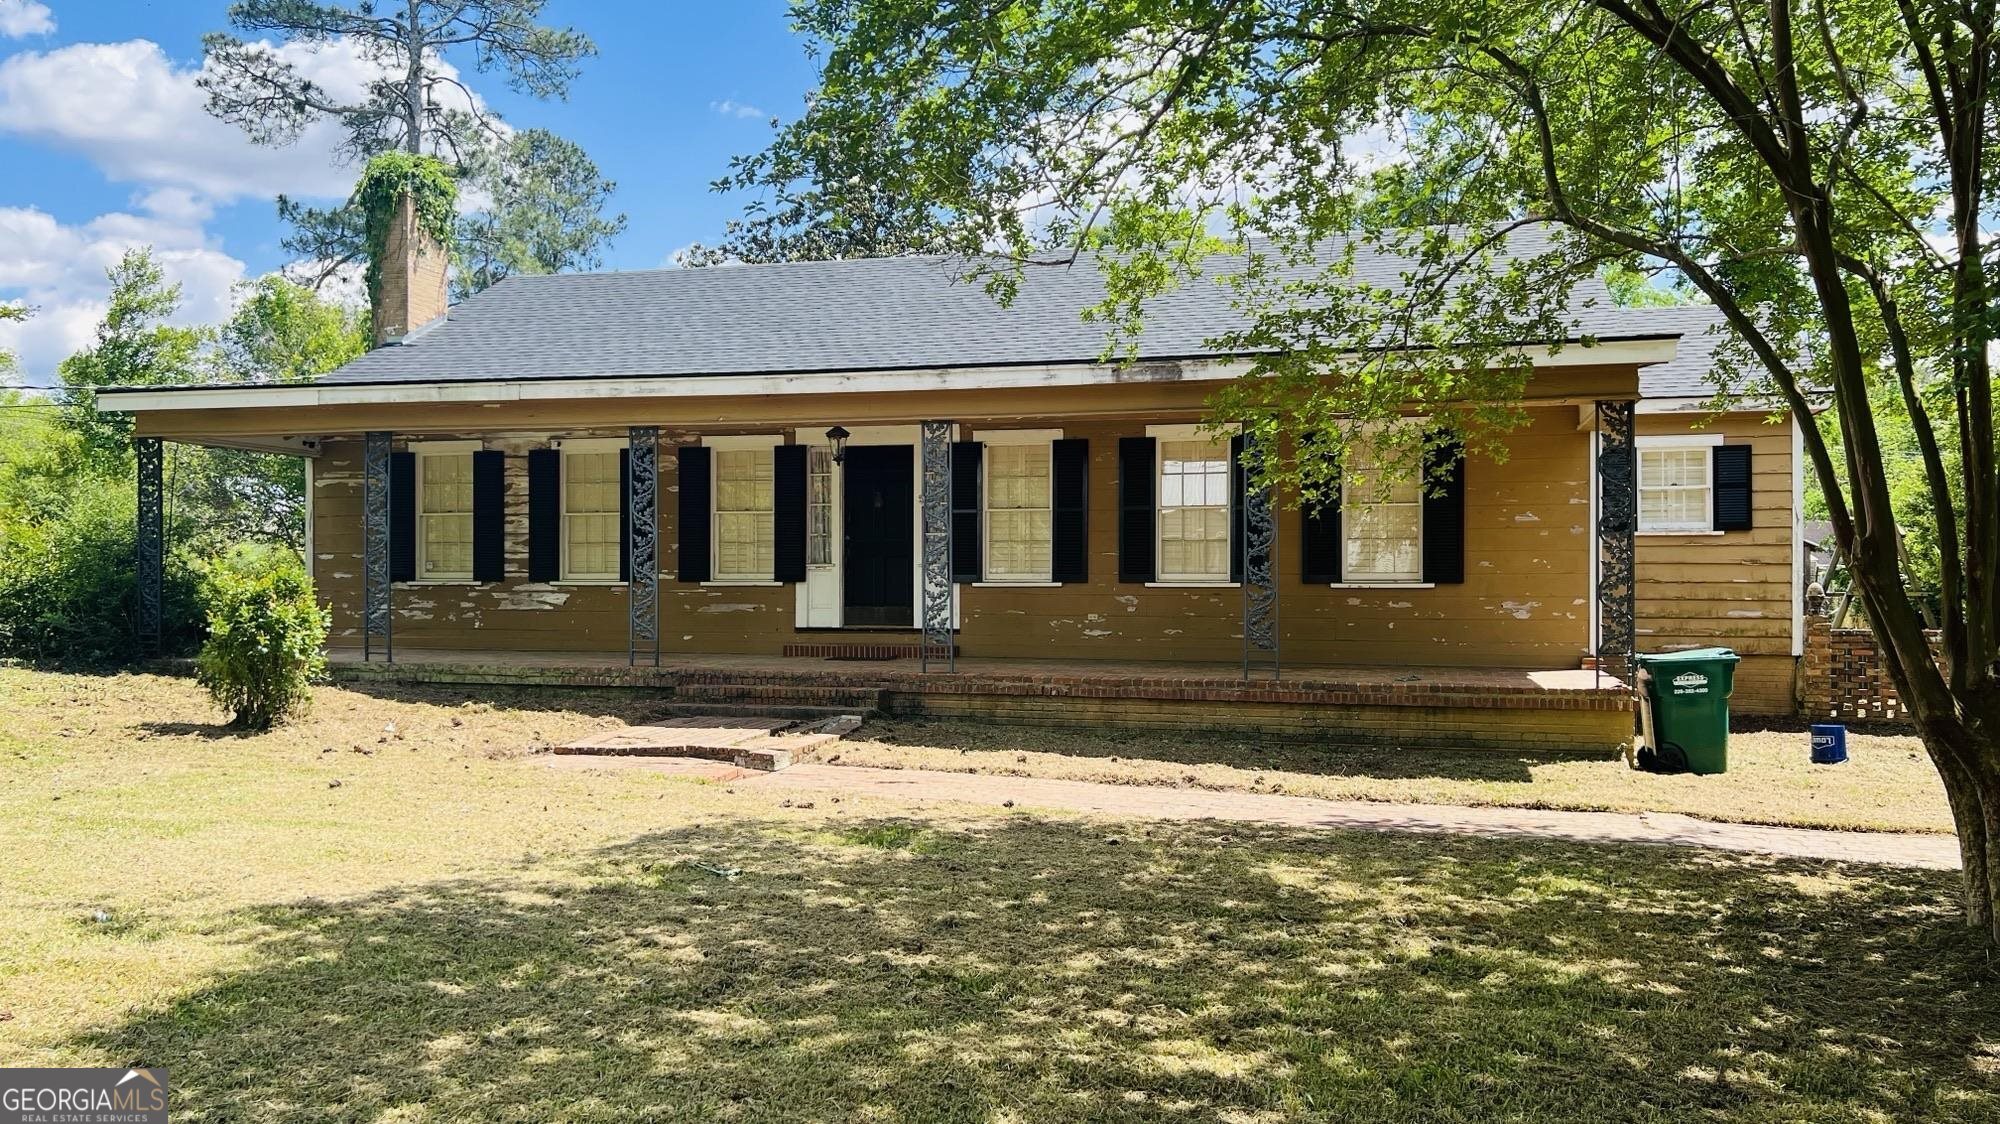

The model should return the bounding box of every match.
[1241,435,1280,680]
[362,430,393,662]
[628,425,660,666]
[1594,400,1637,684]
[918,420,955,672]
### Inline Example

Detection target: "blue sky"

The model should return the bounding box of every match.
[0,1,820,384]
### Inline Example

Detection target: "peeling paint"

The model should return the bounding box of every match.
[1498,599,1541,620]
[1082,629,1114,637]
[1514,512,1541,523]
[1725,610,1766,618]
[495,589,570,611]
[1114,594,1138,613]
[696,603,761,613]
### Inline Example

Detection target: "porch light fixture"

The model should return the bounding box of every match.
[825,425,850,464]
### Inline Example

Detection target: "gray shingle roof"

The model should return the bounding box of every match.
[310,228,1732,393]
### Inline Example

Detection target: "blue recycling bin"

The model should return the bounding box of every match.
[1810,723,1848,765]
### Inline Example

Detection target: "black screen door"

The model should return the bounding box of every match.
[842,445,914,627]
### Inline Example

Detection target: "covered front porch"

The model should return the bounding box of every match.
[327,647,1634,753]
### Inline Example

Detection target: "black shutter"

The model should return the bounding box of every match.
[1117,436,1156,583]
[952,441,982,582]
[471,449,506,582]
[677,445,711,582]
[618,449,632,582]
[527,448,560,582]
[774,444,808,583]
[1713,444,1753,530]
[1052,438,1089,583]
[1229,434,1246,583]
[1301,488,1342,585]
[1421,438,1467,584]
[389,449,415,582]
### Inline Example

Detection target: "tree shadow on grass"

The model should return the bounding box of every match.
[133,720,262,740]
[862,717,1580,783]
[83,818,2000,1122]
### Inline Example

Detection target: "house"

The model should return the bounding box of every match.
[97,209,1805,749]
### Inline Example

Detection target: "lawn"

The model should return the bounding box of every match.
[832,718,1955,834]
[3,667,1998,1122]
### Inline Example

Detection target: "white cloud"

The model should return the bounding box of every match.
[0,1,54,39]
[710,98,766,120]
[0,202,247,383]
[0,36,496,381]
[0,39,366,204]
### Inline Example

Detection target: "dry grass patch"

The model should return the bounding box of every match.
[828,719,1953,833]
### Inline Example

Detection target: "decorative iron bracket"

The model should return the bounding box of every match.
[1241,436,1280,681]
[919,420,955,672]
[362,430,393,663]
[135,437,163,657]
[628,426,660,667]
[1595,400,1637,684]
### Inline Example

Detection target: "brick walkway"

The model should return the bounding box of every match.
[549,757,1961,870]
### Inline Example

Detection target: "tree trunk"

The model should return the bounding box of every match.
[1913,700,2000,941]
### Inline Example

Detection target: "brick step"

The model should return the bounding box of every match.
[674,682,886,711]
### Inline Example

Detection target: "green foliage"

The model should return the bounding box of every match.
[220,275,368,384]
[456,128,627,295]
[0,483,203,666]
[200,2,608,293]
[194,546,329,729]
[356,152,459,312]
[56,250,210,473]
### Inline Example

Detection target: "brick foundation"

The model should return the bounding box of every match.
[331,656,1634,754]
[1800,615,1940,724]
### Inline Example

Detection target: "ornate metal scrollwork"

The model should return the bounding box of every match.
[135,437,163,656]
[919,420,955,672]
[1595,400,1637,684]
[628,426,660,667]
[1241,436,1280,681]
[362,430,393,663]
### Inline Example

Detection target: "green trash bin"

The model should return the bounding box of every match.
[1635,647,1739,775]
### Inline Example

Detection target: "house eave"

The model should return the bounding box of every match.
[93,338,1681,415]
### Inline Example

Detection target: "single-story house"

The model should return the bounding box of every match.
[97,213,1804,749]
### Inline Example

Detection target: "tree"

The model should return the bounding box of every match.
[57,250,210,472]
[199,0,613,287]
[683,117,950,265]
[187,276,371,552]
[0,302,24,385]
[754,1,2000,934]
[456,128,627,295]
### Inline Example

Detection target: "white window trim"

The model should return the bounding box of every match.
[409,440,481,583]
[1338,424,1429,586]
[705,434,784,583]
[979,428,1063,585]
[1635,434,1723,534]
[1147,422,1237,585]
[556,437,626,582]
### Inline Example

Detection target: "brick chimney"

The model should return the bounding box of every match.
[372,192,450,345]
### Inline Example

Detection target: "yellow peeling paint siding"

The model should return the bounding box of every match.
[310,404,1598,669]
[1633,411,1799,714]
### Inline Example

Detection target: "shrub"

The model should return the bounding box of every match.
[0,485,203,665]
[194,546,329,729]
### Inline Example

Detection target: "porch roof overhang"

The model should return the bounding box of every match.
[96,335,1677,437]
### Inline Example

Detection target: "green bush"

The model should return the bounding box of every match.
[194,546,329,729]
[0,486,204,665]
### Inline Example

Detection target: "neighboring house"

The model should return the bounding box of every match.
[98,215,1804,744]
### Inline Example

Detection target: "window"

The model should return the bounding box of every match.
[983,431,1059,582]
[1157,430,1232,582]
[1341,437,1422,582]
[414,442,477,580]
[807,446,834,566]
[562,443,623,580]
[1637,438,1719,532]
[710,436,779,581]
